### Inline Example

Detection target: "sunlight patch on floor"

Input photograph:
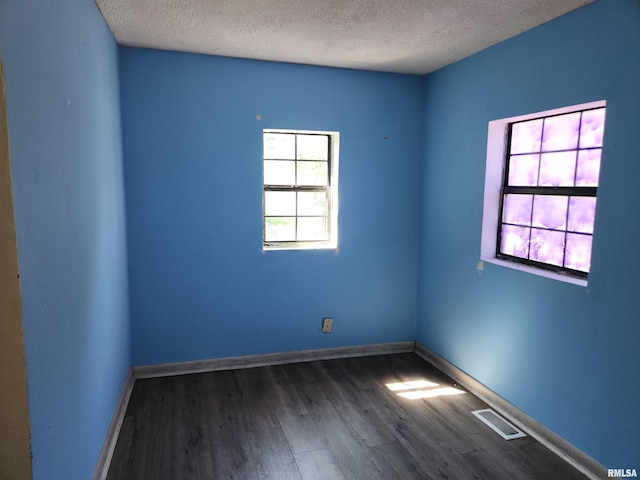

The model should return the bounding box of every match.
[385,379,465,400]
[385,380,439,391]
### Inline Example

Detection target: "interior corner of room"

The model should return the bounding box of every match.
[0,0,638,479]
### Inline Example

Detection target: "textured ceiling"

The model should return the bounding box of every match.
[95,0,591,75]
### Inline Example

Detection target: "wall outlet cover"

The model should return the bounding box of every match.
[322,318,333,333]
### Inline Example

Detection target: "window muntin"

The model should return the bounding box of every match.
[263,130,338,249]
[496,107,605,278]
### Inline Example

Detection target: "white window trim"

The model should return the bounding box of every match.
[480,100,606,287]
[262,129,339,251]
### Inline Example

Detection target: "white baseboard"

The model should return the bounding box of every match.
[414,342,608,480]
[133,341,416,379]
[92,369,135,480]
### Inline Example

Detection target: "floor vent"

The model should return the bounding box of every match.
[472,409,527,440]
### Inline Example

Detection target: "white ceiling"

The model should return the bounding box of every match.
[95,0,591,75]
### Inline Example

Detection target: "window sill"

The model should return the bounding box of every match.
[263,242,338,252]
[480,255,588,287]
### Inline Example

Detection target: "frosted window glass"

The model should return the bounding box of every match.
[541,112,580,152]
[575,149,601,187]
[491,102,605,281]
[503,194,532,226]
[530,229,565,267]
[565,233,592,272]
[579,108,605,148]
[508,154,539,186]
[532,195,568,230]
[538,151,577,186]
[568,197,596,234]
[510,119,543,154]
[264,133,295,159]
[500,225,530,258]
[264,191,296,216]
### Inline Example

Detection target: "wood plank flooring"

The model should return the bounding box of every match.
[107,353,589,480]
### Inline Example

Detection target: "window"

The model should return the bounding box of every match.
[263,130,339,250]
[481,101,606,286]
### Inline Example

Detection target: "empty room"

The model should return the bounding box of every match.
[0,0,638,479]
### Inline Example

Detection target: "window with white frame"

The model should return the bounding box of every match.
[481,101,606,285]
[263,130,339,250]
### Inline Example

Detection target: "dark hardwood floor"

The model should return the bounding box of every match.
[107,353,589,479]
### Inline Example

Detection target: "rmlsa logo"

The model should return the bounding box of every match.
[608,468,638,478]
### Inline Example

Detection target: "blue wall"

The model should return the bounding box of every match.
[417,0,640,468]
[0,0,131,479]
[120,49,424,366]
[1,0,636,475]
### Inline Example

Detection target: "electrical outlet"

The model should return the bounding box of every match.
[322,318,333,333]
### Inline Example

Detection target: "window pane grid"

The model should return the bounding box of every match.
[497,107,604,277]
[263,132,332,246]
